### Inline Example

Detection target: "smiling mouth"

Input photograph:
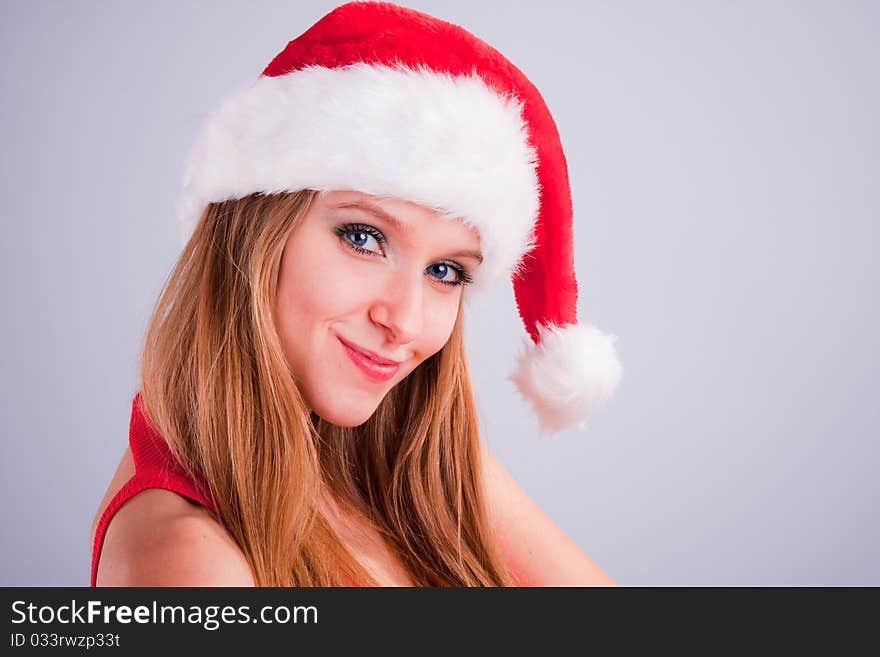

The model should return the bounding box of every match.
[337,336,401,382]
[338,337,401,366]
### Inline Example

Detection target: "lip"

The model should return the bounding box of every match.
[338,336,401,383]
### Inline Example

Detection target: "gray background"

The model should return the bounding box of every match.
[2,0,877,586]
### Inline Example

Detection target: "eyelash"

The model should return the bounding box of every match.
[334,222,473,287]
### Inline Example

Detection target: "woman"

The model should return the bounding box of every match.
[90,1,623,587]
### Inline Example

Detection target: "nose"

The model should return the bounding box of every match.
[369,270,423,345]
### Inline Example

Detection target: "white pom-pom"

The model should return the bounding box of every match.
[508,322,623,435]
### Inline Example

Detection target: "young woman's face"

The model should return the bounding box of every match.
[275,190,482,427]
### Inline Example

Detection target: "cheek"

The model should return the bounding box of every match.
[277,245,364,331]
[418,292,461,357]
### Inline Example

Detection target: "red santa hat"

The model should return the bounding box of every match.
[176,1,622,434]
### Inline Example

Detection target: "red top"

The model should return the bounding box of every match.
[90,393,219,587]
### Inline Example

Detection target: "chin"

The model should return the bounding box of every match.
[318,409,379,428]
[307,386,384,428]
[319,409,376,428]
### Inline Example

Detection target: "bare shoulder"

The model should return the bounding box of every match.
[479,442,618,587]
[96,488,255,587]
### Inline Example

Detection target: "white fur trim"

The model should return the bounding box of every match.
[508,322,623,435]
[176,63,540,289]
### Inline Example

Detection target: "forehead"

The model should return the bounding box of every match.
[317,190,481,247]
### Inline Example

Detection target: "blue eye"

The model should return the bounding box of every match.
[346,229,379,251]
[427,262,467,286]
[426,262,458,283]
[335,223,386,256]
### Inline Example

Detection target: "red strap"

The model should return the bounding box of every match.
[90,394,218,587]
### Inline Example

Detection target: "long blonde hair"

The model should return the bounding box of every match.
[139,190,515,586]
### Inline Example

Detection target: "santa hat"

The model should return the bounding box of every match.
[176,1,622,434]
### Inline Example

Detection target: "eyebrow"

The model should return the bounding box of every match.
[331,200,484,263]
